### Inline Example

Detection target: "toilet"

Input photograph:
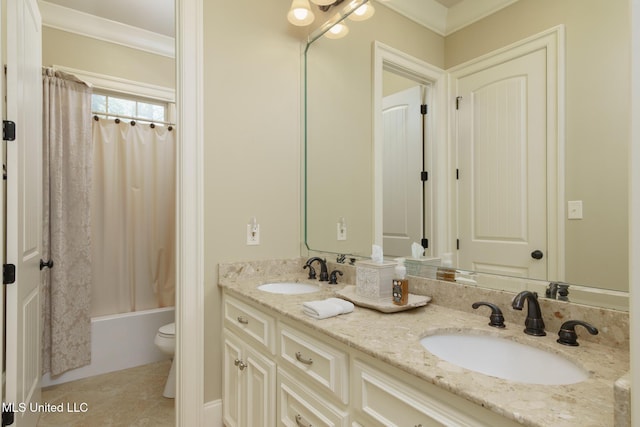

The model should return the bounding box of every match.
[154,322,176,398]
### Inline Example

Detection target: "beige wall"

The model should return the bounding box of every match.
[305,4,444,256]
[446,0,629,290]
[202,0,305,402]
[42,27,175,89]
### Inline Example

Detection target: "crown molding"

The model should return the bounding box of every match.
[39,1,175,58]
[377,0,520,36]
[445,0,520,34]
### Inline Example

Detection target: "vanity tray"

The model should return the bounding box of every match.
[336,285,431,313]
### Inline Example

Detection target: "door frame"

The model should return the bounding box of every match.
[373,41,448,257]
[448,25,565,281]
[176,0,205,425]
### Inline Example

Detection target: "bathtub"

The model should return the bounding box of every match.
[41,306,175,387]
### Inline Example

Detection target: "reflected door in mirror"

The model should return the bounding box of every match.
[382,85,425,257]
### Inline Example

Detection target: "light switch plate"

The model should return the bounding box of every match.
[568,200,583,220]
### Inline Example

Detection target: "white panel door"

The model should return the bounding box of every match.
[382,86,424,258]
[5,0,43,425]
[456,48,547,279]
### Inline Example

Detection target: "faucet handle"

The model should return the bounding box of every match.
[329,270,343,284]
[472,302,506,328]
[557,320,599,346]
[303,264,317,280]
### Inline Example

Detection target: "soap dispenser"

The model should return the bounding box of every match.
[437,252,456,282]
[392,258,409,305]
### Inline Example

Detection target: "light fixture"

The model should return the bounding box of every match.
[348,2,375,21]
[324,22,350,39]
[287,0,315,26]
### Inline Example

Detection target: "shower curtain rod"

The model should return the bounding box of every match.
[92,112,176,127]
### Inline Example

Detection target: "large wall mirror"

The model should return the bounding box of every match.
[305,0,629,309]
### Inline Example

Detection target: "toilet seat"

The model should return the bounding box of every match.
[158,322,175,338]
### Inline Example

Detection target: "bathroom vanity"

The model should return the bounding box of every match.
[219,258,629,427]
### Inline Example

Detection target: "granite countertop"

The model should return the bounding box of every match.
[218,269,629,427]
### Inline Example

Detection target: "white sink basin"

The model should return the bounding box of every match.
[420,333,588,385]
[257,282,321,295]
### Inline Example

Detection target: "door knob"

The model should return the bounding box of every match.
[531,250,544,260]
[40,259,54,270]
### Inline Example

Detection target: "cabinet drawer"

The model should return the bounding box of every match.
[278,369,349,427]
[224,295,276,354]
[352,359,521,427]
[278,322,349,403]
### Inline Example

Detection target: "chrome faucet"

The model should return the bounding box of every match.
[512,291,546,336]
[304,257,329,281]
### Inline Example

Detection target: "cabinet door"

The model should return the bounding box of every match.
[244,344,277,427]
[223,333,243,427]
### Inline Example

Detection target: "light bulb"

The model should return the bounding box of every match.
[325,22,349,39]
[287,0,315,26]
[293,8,309,20]
[348,3,375,21]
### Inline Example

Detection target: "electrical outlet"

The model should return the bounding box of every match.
[337,222,347,241]
[247,223,260,245]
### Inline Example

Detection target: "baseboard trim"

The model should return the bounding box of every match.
[204,399,222,427]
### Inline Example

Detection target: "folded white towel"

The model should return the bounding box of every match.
[303,298,355,320]
[325,297,354,314]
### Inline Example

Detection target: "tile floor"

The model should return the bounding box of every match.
[37,360,175,427]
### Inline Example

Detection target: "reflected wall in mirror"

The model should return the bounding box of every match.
[305,0,629,305]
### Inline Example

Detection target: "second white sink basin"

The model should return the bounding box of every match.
[257,282,321,295]
[420,333,588,385]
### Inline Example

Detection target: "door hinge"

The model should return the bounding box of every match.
[3,264,16,284]
[3,120,15,141]
[455,96,462,110]
[421,104,428,115]
[2,408,14,426]
[421,238,429,249]
[421,171,428,182]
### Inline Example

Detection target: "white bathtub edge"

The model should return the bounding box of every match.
[42,307,175,387]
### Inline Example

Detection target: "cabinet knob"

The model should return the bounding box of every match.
[234,358,247,370]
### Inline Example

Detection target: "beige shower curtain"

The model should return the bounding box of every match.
[91,119,176,316]
[42,68,93,376]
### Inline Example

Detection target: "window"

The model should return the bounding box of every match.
[92,92,169,125]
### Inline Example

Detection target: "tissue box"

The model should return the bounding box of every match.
[355,260,396,302]
[405,257,441,278]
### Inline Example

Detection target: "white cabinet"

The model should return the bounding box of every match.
[223,295,277,427]
[223,330,277,427]
[222,291,520,427]
[351,358,522,427]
